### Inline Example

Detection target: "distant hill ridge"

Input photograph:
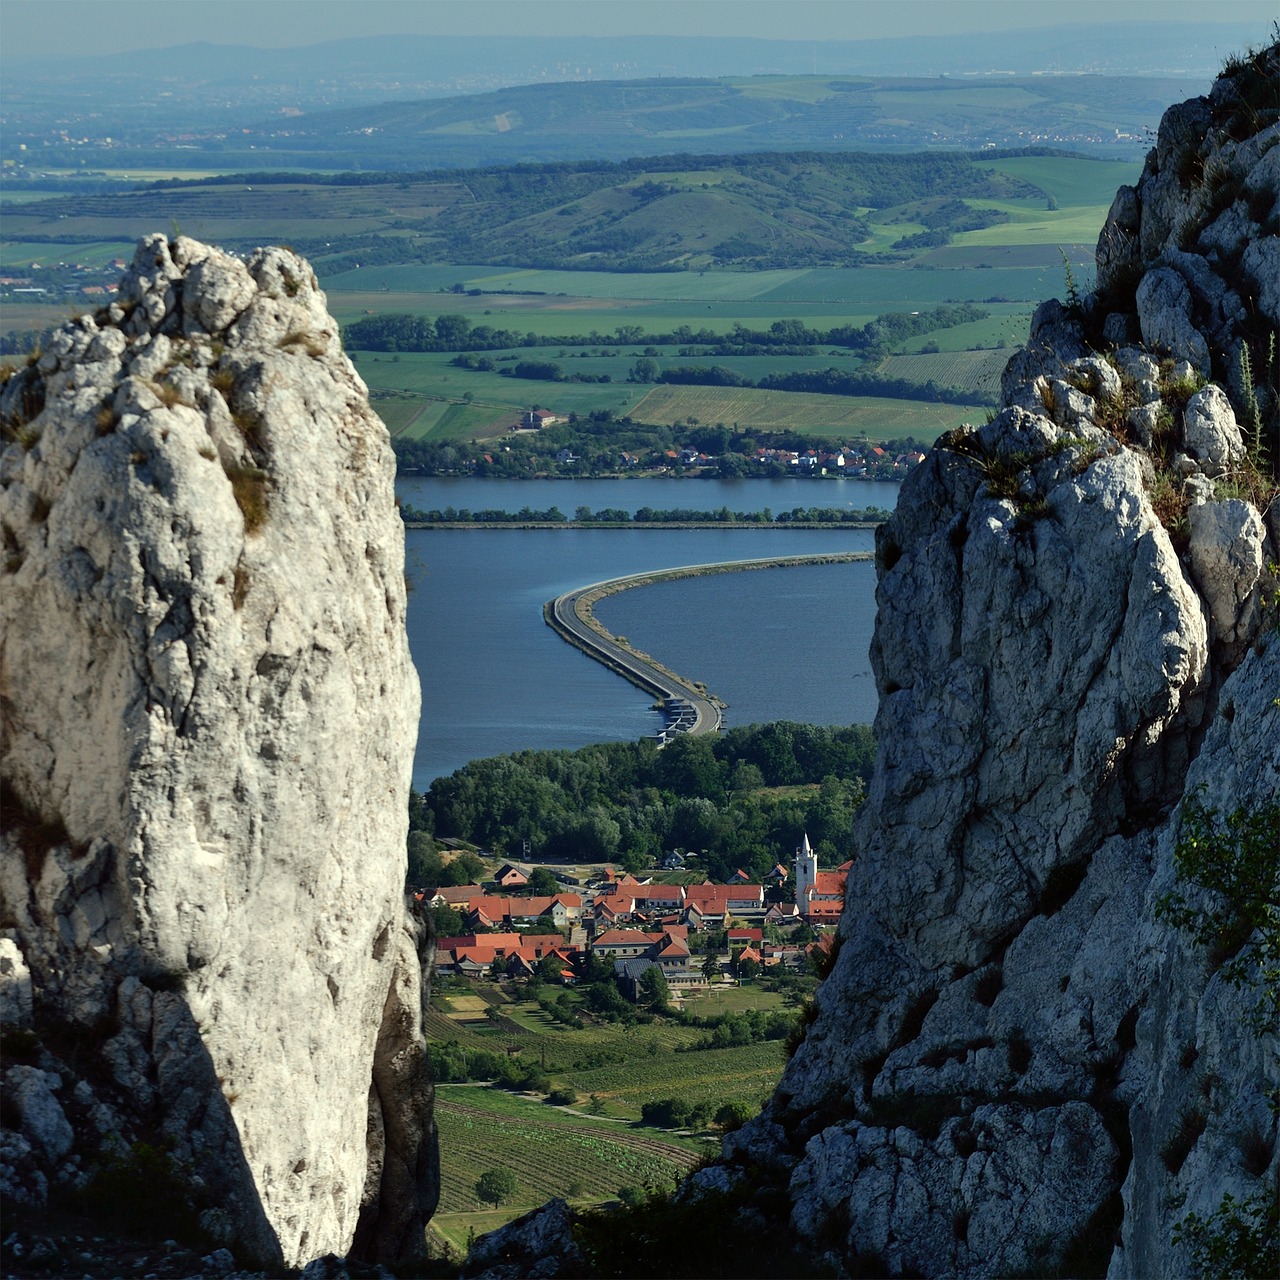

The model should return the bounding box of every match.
[4,147,1076,274]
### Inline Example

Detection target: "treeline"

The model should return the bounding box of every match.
[418,722,876,882]
[399,504,891,525]
[391,415,926,480]
[651,363,991,406]
[344,303,987,358]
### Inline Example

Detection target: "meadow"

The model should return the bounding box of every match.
[629,386,977,438]
[357,352,981,443]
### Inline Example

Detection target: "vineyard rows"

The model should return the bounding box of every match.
[568,1040,785,1112]
[874,348,1006,397]
[434,1096,702,1214]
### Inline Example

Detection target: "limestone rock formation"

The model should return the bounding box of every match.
[713,43,1280,1279]
[468,41,1278,1280]
[0,236,434,1268]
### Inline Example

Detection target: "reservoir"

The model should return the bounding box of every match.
[401,477,896,789]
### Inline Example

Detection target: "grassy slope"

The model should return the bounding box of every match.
[1,151,1130,279]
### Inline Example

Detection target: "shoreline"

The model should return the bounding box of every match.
[406,521,881,530]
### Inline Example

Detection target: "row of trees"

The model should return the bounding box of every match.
[399,503,891,525]
[344,304,988,359]
[621,361,990,405]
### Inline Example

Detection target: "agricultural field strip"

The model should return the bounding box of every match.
[874,348,1007,395]
[436,1094,704,1164]
[567,1040,786,1105]
[434,1097,702,1212]
[627,385,978,437]
[424,1008,696,1065]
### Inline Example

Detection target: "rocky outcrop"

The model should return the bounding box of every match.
[0,236,433,1268]
[706,43,1279,1280]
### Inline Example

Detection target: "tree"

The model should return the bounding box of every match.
[442,851,486,886]
[702,951,721,983]
[475,1167,518,1208]
[407,830,442,886]
[714,1101,754,1132]
[527,867,560,897]
[429,902,464,939]
[1157,794,1279,1033]
[638,965,671,1013]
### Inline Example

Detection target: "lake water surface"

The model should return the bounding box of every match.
[401,477,896,788]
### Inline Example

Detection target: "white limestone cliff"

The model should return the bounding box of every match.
[0,235,434,1268]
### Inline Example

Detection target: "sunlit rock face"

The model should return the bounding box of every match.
[1,235,435,1268]
[712,44,1278,1280]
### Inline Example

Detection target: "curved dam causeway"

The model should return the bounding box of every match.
[545,552,875,741]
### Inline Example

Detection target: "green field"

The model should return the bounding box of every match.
[326,264,813,300]
[567,1040,786,1113]
[0,239,134,268]
[979,156,1143,207]
[629,386,974,440]
[0,149,1137,449]
[355,352,652,431]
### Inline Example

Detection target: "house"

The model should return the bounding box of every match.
[631,885,685,914]
[612,926,702,997]
[685,882,765,919]
[764,902,801,926]
[494,863,529,889]
[434,931,580,977]
[661,851,686,869]
[591,929,664,959]
[764,864,789,884]
[431,884,485,907]
[522,408,558,429]
[728,927,763,947]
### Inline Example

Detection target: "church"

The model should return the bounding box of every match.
[793,833,850,926]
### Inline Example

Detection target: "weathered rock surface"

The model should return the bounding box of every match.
[704,43,1280,1279]
[0,236,432,1268]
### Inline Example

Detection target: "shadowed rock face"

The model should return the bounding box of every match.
[719,44,1280,1280]
[0,235,434,1268]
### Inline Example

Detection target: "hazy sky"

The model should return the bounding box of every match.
[4,0,1275,58]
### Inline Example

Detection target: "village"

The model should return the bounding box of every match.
[421,835,847,998]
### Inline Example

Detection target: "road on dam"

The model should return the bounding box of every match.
[545,552,875,742]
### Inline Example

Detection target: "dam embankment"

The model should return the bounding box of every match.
[545,552,875,740]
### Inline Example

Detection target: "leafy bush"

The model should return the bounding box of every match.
[1173,1190,1279,1279]
[1157,794,1280,1034]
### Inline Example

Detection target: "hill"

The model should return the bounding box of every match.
[0,147,1124,276]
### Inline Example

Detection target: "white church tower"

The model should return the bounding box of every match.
[794,832,817,906]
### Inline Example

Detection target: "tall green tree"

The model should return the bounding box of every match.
[475,1167,518,1208]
